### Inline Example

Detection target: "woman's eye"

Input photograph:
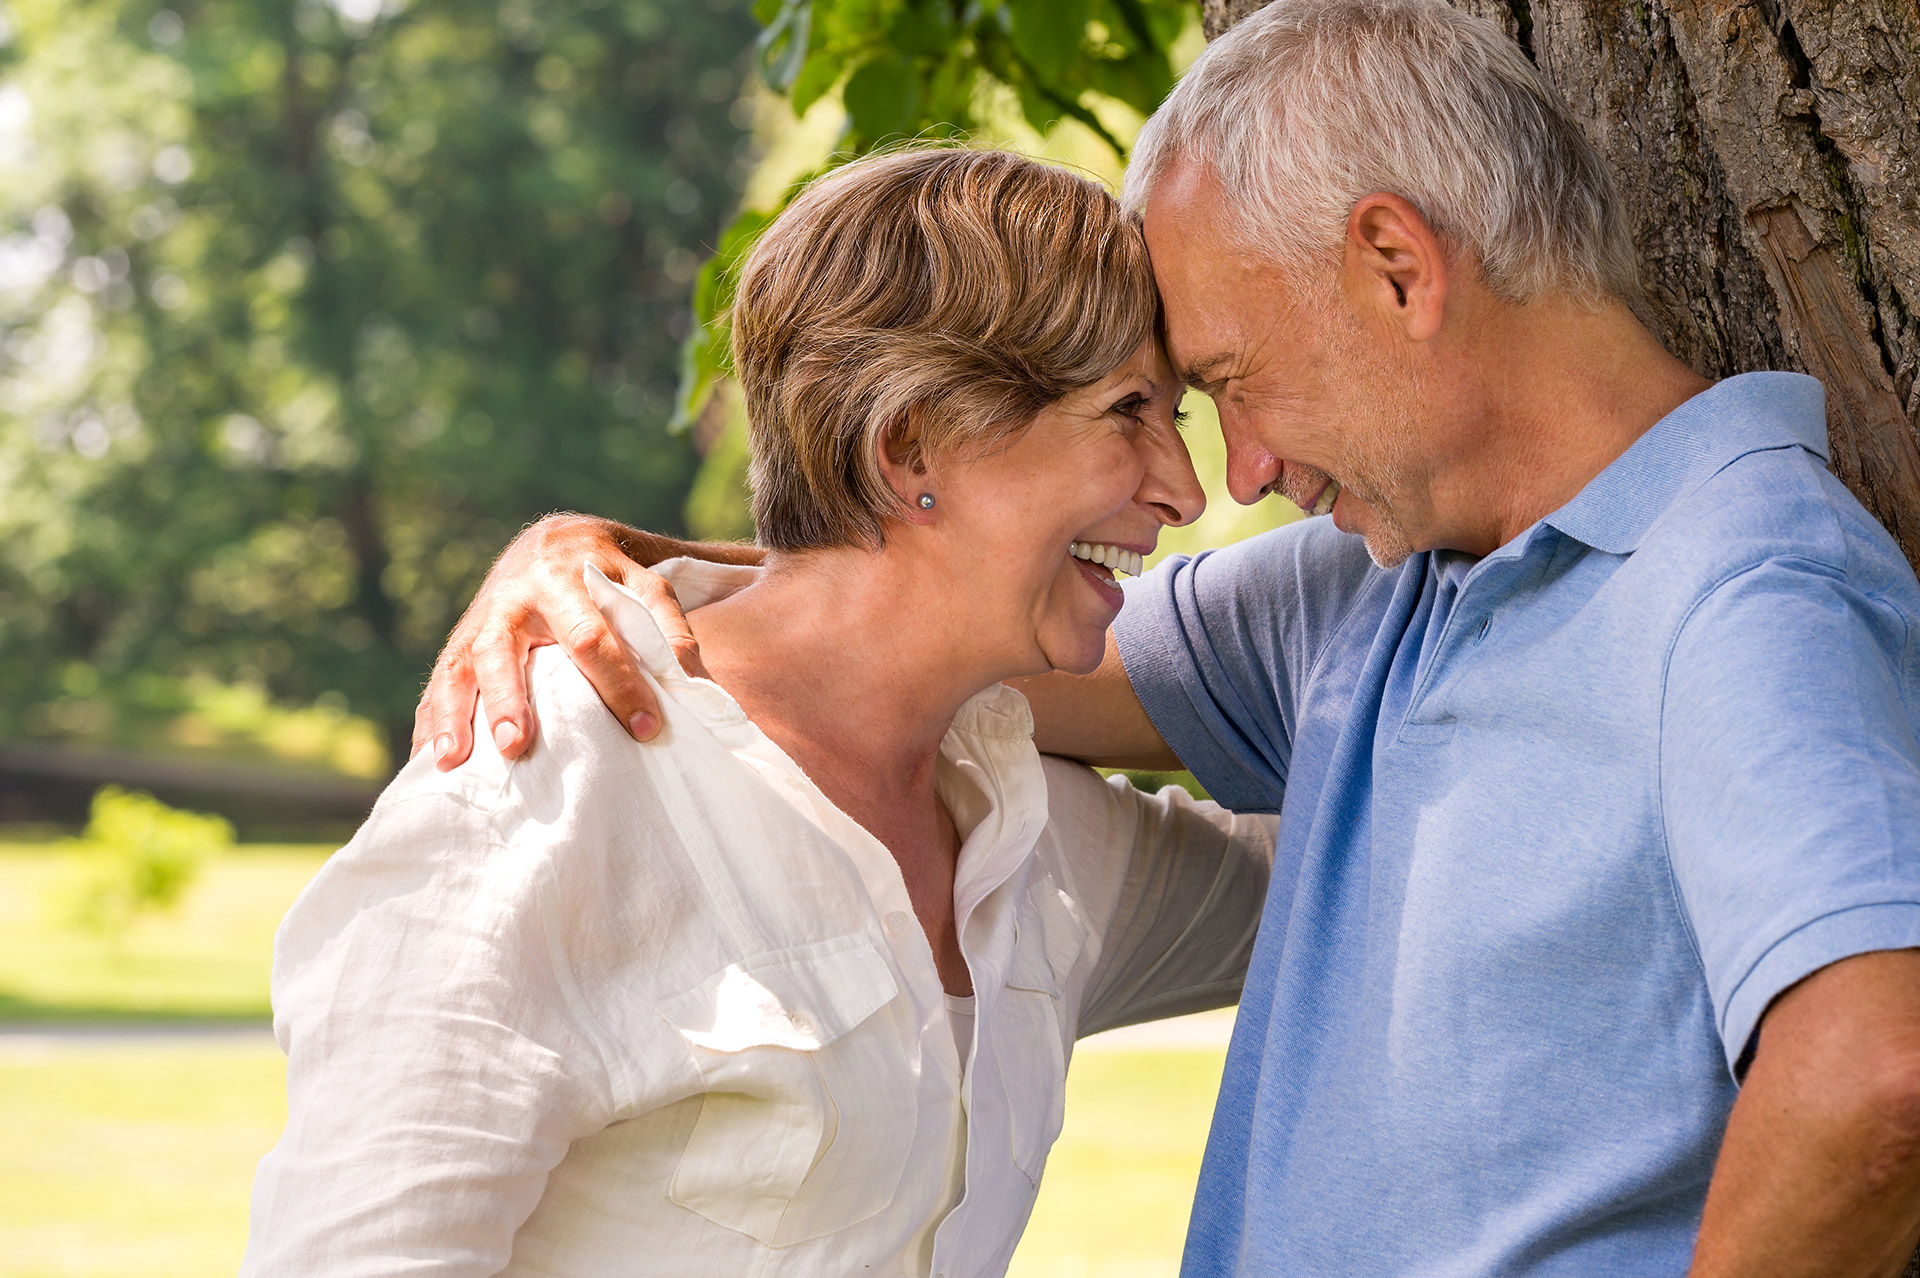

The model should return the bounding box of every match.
[1110,395,1148,425]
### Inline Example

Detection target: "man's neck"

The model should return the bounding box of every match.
[1435,296,1713,556]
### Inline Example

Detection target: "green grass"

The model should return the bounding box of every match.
[0,1040,287,1278]
[1008,1050,1224,1277]
[0,845,331,1021]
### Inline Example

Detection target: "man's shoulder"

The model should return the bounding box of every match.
[1186,514,1381,590]
[1149,515,1394,644]
[1646,440,1919,606]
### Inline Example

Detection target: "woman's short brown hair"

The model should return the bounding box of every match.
[730,146,1159,553]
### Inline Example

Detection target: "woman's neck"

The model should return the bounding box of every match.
[683,546,1015,811]
[685,547,1003,999]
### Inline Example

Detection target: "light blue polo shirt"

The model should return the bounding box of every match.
[1114,373,1920,1274]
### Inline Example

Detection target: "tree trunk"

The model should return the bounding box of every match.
[1202,0,1920,580]
[1200,3,1920,1272]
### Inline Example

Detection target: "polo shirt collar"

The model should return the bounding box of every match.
[1541,372,1827,555]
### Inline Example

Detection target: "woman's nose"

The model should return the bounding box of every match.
[1137,418,1206,528]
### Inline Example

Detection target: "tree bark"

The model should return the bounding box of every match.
[1200,3,1920,1273]
[1202,0,1920,579]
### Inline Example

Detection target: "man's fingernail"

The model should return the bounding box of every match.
[493,721,519,752]
[434,734,455,763]
[629,711,657,739]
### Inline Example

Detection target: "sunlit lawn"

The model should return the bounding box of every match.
[0,845,330,1021]
[0,844,1225,1277]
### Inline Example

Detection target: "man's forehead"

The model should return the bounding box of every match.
[1174,349,1238,390]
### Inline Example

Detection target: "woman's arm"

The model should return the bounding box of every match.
[241,789,617,1277]
[1044,761,1277,1037]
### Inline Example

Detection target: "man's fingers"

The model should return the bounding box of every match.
[419,657,481,772]
[624,569,708,682]
[562,607,665,741]
[470,622,540,762]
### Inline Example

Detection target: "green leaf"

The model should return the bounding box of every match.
[1005,0,1089,78]
[790,46,847,116]
[843,53,922,143]
[1081,47,1175,114]
[887,1,955,56]
[671,205,784,434]
[756,0,815,92]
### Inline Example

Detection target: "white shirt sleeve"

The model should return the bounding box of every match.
[241,774,619,1277]
[1045,764,1277,1037]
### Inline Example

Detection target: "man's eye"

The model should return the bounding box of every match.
[1173,407,1191,430]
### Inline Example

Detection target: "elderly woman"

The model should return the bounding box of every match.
[242,148,1272,1278]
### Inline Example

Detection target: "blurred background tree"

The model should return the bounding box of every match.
[0,0,756,773]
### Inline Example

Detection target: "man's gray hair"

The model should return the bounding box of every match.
[1123,0,1639,305]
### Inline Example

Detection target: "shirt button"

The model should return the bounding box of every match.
[789,1012,815,1037]
[884,910,911,937]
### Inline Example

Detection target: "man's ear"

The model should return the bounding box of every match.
[1344,193,1448,344]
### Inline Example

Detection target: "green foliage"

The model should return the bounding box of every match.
[56,786,234,938]
[0,0,758,763]
[672,0,1197,433]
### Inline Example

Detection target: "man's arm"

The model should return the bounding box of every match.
[1690,948,1920,1277]
[415,513,1176,772]
[412,514,763,769]
[1009,630,1181,771]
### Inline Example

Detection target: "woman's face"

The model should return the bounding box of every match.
[929,338,1205,676]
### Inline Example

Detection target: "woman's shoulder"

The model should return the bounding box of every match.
[280,651,725,970]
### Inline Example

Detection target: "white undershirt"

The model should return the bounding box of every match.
[945,993,977,1065]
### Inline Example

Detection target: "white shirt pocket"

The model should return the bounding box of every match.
[661,938,918,1246]
[992,877,1088,1184]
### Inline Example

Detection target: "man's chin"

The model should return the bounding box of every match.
[1362,535,1414,570]
[1349,509,1415,569]
[1332,495,1415,569]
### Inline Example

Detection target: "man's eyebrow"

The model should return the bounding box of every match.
[1178,352,1235,391]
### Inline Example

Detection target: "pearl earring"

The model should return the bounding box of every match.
[917,493,935,509]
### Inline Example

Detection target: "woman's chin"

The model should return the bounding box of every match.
[1037,626,1112,677]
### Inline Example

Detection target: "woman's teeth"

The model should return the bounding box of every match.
[1311,479,1343,517]
[1070,542,1144,578]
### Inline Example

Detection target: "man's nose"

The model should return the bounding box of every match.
[1222,419,1283,507]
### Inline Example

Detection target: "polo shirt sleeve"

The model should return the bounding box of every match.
[1661,556,1920,1075]
[1114,520,1376,812]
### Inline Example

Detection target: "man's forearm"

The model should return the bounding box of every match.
[1009,630,1181,771]
[601,520,766,570]
[1690,949,1920,1277]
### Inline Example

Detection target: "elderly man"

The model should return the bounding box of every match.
[413,0,1920,1272]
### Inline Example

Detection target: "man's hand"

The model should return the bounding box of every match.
[1690,947,1920,1277]
[411,514,755,770]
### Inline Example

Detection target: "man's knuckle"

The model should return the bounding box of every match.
[564,617,610,652]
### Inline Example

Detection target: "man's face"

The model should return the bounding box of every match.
[1142,164,1434,568]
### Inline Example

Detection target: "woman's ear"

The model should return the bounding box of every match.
[876,407,936,520]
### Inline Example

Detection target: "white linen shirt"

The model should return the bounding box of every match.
[243,561,1274,1278]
